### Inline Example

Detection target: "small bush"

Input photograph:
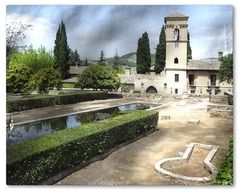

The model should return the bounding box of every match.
[214,137,233,185]
[7,110,159,185]
[7,92,123,112]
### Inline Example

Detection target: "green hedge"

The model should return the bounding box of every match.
[213,137,233,185]
[7,110,159,185]
[7,92,123,113]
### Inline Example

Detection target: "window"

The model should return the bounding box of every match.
[174,57,178,64]
[210,74,216,86]
[175,74,179,82]
[175,89,178,94]
[174,28,180,41]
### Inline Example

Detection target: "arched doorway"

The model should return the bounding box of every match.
[146,86,158,93]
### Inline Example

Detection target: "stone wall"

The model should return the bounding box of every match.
[209,95,229,104]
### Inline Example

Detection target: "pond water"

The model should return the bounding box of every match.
[7,103,158,145]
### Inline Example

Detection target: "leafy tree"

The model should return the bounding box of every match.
[74,49,80,65]
[53,20,70,79]
[77,64,120,91]
[6,21,32,66]
[28,68,62,94]
[155,26,166,74]
[218,53,233,83]
[187,32,192,61]
[7,64,33,93]
[99,50,106,65]
[136,32,151,74]
[9,46,54,72]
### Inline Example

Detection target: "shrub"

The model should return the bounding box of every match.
[7,64,33,93]
[28,68,62,94]
[7,92,123,112]
[7,110,159,185]
[214,137,233,185]
[77,64,121,91]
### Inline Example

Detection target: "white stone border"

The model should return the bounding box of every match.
[154,143,219,182]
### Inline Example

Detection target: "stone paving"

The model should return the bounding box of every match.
[56,99,233,185]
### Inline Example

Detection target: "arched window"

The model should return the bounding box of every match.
[174,28,180,41]
[174,57,178,64]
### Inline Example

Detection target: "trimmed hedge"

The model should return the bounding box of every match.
[7,92,123,113]
[7,110,159,185]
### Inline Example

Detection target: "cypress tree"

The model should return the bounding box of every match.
[155,26,166,74]
[99,50,106,65]
[136,32,151,74]
[53,20,70,79]
[84,58,88,66]
[187,32,192,61]
[113,49,120,69]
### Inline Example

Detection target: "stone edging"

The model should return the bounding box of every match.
[154,143,219,182]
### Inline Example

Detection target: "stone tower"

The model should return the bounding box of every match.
[164,12,189,94]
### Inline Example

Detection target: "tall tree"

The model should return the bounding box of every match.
[53,20,70,79]
[187,32,192,61]
[218,53,233,83]
[84,58,88,66]
[99,50,106,65]
[136,32,151,74]
[74,49,80,65]
[113,49,120,69]
[155,26,166,74]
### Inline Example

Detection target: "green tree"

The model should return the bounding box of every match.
[28,68,62,94]
[99,50,106,65]
[218,53,233,83]
[53,20,70,79]
[136,32,151,74]
[187,32,192,61]
[9,46,54,72]
[7,64,33,93]
[77,64,120,91]
[155,26,166,74]
[6,21,32,67]
[113,50,120,69]
[69,49,80,66]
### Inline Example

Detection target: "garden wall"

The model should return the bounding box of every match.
[7,110,159,185]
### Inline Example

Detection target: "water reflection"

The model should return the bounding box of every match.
[7,103,155,145]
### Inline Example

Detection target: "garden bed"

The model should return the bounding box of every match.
[7,110,159,185]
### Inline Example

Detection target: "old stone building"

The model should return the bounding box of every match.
[121,12,233,95]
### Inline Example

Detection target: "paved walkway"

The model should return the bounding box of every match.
[57,101,233,185]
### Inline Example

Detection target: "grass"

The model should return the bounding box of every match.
[62,83,75,88]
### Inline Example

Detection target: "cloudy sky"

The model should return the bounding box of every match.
[6,5,233,59]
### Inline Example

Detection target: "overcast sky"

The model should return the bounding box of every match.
[6,5,233,60]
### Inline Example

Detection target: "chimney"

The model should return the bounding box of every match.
[218,51,223,58]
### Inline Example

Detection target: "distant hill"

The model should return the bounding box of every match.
[106,52,155,67]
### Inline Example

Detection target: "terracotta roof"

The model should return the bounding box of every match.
[187,58,220,70]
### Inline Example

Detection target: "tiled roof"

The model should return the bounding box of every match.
[69,66,88,74]
[165,12,188,18]
[187,58,220,70]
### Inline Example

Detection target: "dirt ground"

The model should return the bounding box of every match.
[56,99,233,185]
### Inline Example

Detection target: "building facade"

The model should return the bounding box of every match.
[121,12,233,95]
